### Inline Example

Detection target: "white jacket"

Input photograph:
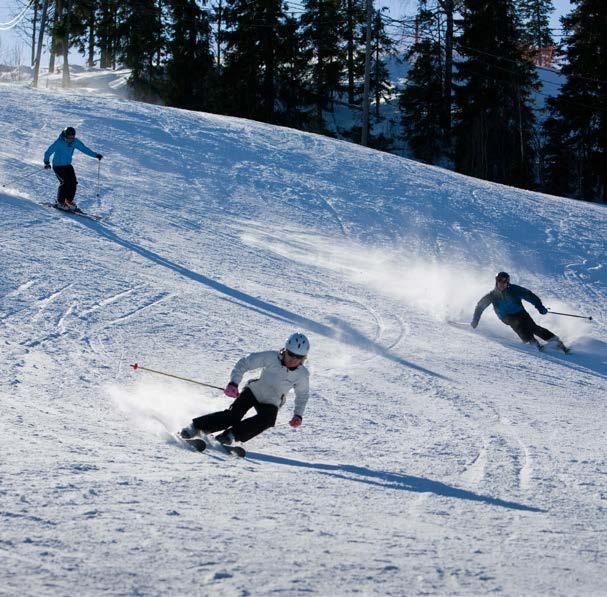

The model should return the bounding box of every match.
[229,351,310,417]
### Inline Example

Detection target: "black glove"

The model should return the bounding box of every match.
[537,305,548,315]
[96,154,103,160]
[44,161,51,170]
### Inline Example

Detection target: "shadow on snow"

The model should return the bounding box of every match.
[55,209,450,381]
[247,452,545,512]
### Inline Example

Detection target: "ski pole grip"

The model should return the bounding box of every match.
[130,363,139,370]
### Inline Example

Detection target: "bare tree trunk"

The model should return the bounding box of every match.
[437,0,454,144]
[216,0,223,68]
[361,0,373,146]
[374,25,380,119]
[346,0,355,104]
[112,8,117,69]
[49,0,63,74]
[156,0,162,66]
[87,6,95,67]
[31,0,39,67]
[33,0,50,87]
[62,0,71,87]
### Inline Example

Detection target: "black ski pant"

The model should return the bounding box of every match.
[502,311,555,344]
[192,387,278,443]
[53,165,78,203]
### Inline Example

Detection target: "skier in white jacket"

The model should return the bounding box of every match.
[181,333,310,445]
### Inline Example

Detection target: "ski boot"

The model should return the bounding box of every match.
[56,199,77,212]
[179,424,201,440]
[215,430,235,446]
[530,339,544,352]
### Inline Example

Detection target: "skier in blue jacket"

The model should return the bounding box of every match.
[44,127,102,210]
[471,272,569,352]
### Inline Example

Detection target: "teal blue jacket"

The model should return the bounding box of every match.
[44,134,97,167]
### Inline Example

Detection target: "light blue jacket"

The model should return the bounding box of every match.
[44,134,97,167]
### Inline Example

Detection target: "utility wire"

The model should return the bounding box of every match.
[0,0,34,30]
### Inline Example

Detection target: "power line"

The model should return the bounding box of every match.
[0,0,33,30]
[378,12,607,87]
[456,42,607,87]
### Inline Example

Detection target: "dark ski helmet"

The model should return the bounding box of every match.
[496,271,510,283]
[63,127,76,138]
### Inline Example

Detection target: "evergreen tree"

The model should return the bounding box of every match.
[370,9,394,118]
[273,12,310,127]
[435,0,463,145]
[401,0,464,157]
[164,0,215,110]
[117,0,165,94]
[73,0,100,68]
[97,0,119,68]
[454,0,539,187]
[64,0,98,68]
[542,115,575,197]
[399,37,444,163]
[300,0,347,125]
[343,0,366,105]
[516,0,554,49]
[221,0,301,123]
[543,0,606,201]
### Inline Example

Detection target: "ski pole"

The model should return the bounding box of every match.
[547,309,592,321]
[2,166,46,188]
[96,160,101,197]
[130,363,224,390]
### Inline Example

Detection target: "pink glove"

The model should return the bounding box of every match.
[224,383,239,399]
[289,415,302,428]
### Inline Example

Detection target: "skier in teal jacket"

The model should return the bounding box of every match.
[471,272,569,352]
[44,127,102,210]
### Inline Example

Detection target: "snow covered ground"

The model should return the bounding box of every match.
[1,80,606,596]
[0,65,132,99]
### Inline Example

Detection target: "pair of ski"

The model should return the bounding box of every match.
[42,201,102,221]
[178,432,246,458]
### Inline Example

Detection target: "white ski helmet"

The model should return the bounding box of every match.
[285,332,310,356]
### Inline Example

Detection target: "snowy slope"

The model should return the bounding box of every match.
[0,65,132,98]
[1,82,606,596]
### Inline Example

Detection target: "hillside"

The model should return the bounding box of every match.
[1,82,606,596]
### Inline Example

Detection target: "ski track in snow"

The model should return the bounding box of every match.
[1,82,607,596]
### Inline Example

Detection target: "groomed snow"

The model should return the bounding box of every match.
[1,80,606,596]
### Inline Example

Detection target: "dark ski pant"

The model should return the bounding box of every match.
[502,311,555,344]
[192,387,278,443]
[53,165,78,203]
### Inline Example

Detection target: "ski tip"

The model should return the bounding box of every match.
[182,437,207,452]
[218,444,246,458]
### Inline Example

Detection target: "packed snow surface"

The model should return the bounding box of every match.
[1,81,606,596]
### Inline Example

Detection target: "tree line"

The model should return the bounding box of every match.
[21,0,606,202]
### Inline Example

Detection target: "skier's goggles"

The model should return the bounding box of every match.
[285,350,305,359]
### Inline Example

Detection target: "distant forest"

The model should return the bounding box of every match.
[19,0,607,202]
